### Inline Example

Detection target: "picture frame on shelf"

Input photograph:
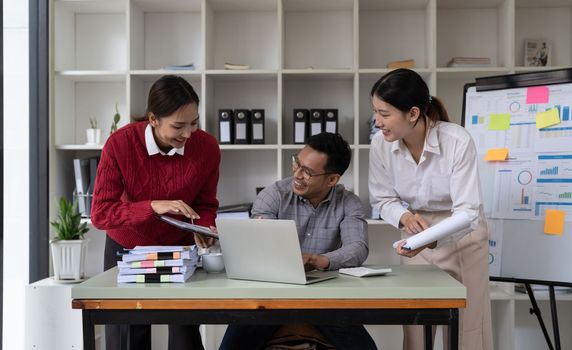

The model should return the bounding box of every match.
[524,39,551,67]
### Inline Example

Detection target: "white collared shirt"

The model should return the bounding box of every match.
[145,124,185,156]
[369,120,483,235]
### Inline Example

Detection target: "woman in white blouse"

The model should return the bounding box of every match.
[368,68,493,350]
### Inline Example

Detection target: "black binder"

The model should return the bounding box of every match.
[218,109,234,144]
[293,109,309,144]
[251,109,265,144]
[309,109,324,136]
[234,109,251,144]
[324,109,338,134]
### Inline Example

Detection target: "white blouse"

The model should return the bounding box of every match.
[369,120,484,240]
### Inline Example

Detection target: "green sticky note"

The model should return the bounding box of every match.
[160,275,170,282]
[136,275,145,283]
[488,113,511,130]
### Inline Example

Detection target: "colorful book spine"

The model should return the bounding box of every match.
[117,259,187,268]
[119,265,190,275]
[122,250,193,263]
[117,269,194,283]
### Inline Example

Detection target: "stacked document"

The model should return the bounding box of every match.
[117,246,199,283]
[446,57,491,67]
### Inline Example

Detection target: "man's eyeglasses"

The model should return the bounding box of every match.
[291,155,332,180]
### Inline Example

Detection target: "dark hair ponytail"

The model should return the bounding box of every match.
[426,96,449,123]
[370,68,449,124]
[134,75,200,121]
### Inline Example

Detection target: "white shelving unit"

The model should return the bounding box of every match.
[49,0,572,349]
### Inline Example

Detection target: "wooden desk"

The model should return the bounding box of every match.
[72,264,466,350]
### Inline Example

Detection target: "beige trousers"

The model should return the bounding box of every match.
[401,211,493,350]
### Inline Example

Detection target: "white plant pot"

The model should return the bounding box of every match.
[86,128,101,145]
[50,239,89,282]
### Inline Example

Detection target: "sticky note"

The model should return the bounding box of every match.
[526,86,549,104]
[484,148,509,161]
[544,209,565,235]
[488,113,511,130]
[536,108,560,129]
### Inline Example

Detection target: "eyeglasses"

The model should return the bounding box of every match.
[291,155,332,180]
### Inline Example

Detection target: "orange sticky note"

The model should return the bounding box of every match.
[544,209,565,235]
[484,148,509,161]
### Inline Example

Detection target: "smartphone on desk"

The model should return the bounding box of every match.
[157,215,219,239]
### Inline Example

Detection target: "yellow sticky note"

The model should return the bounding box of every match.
[484,148,509,161]
[488,113,511,130]
[544,209,565,235]
[536,108,560,129]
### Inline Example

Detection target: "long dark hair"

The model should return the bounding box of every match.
[370,68,449,124]
[140,75,199,121]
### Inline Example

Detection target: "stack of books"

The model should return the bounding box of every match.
[446,57,491,68]
[117,246,199,283]
[386,59,415,69]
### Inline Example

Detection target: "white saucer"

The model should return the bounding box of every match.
[50,276,87,284]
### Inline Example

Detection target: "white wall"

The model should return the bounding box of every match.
[3,0,30,350]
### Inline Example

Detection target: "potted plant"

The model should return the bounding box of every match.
[110,104,121,135]
[86,117,101,145]
[50,197,90,282]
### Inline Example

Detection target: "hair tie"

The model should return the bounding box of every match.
[428,95,433,103]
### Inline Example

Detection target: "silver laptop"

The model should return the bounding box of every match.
[215,218,338,285]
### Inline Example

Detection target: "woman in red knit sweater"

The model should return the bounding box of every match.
[91,75,220,350]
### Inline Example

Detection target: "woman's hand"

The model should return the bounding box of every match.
[151,200,199,220]
[395,240,434,258]
[193,226,217,249]
[399,212,429,234]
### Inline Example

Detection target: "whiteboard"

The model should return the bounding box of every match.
[462,69,572,286]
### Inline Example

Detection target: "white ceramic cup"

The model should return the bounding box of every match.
[201,253,225,273]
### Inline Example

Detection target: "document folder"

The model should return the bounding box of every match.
[310,109,324,136]
[218,109,234,144]
[234,109,251,144]
[251,109,265,144]
[324,109,338,134]
[293,109,309,144]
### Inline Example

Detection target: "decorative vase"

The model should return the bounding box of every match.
[86,128,101,145]
[50,239,89,282]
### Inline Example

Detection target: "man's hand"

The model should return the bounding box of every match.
[151,200,199,219]
[399,212,429,234]
[302,253,330,271]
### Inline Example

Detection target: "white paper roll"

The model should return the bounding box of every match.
[392,211,472,250]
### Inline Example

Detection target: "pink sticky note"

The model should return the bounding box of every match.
[526,86,549,104]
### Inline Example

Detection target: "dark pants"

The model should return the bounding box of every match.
[219,324,377,350]
[104,236,204,350]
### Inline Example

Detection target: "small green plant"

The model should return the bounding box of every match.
[50,197,89,240]
[89,117,97,129]
[110,103,121,134]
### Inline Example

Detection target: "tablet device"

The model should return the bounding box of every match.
[157,215,219,239]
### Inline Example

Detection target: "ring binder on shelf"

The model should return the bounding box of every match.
[293,109,309,144]
[234,109,251,144]
[251,109,265,144]
[218,109,234,144]
[309,109,324,136]
[324,109,338,134]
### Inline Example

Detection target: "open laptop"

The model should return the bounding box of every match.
[215,218,338,285]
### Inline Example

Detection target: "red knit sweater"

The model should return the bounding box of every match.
[91,121,220,248]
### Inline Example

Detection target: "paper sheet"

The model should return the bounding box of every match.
[392,212,472,250]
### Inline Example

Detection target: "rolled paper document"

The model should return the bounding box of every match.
[392,211,472,250]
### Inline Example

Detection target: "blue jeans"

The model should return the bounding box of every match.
[219,324,377,350]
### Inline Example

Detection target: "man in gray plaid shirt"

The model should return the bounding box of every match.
[220,132,376,350]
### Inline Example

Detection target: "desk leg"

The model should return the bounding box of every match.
[82,310,96,350]
[424,325,433,350]
[448,308,459,350]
